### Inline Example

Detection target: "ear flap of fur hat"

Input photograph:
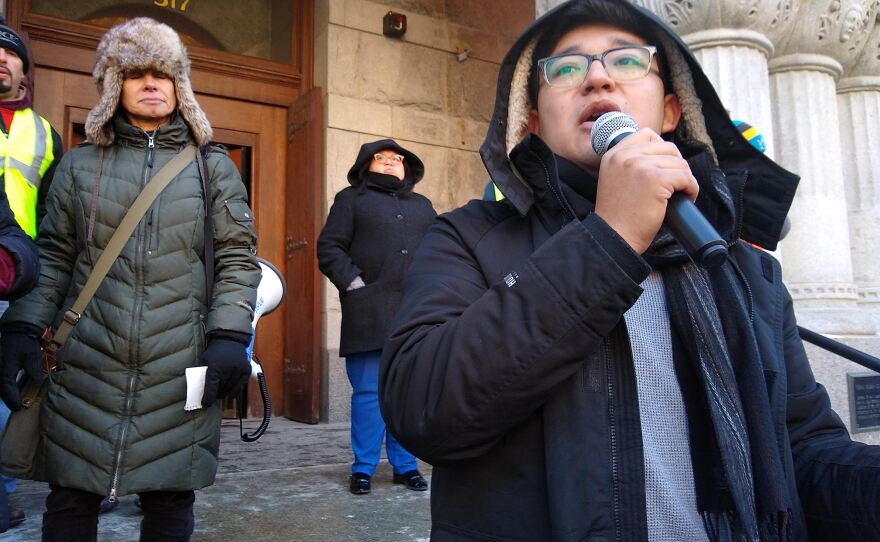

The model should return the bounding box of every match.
[85,17,213,146]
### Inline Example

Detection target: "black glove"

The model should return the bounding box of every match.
[200,337,251,408]
[1,325,45,411]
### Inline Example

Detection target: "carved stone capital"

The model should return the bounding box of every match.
[631,0,799,42]
[846,13,880,76]
[776,0,879,70]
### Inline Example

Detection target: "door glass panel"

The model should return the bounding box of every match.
[29,0,292,63]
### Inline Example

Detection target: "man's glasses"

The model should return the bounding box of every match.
[537,46,658,88]
[373,153,404,164]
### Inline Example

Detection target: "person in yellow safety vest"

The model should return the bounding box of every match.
[0,15,61,535]
[0,16,62,239]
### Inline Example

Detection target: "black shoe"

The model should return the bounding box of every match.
[393,470,428,491]
[349,473,371,495]
[9,508,25,528]
[98,496,118,514]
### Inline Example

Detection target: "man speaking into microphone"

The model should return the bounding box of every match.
[380,1,880,541]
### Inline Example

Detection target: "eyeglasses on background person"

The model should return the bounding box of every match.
[373,153,405,164]
[537,45,658,88]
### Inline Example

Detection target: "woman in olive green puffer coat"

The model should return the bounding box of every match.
[0,18,260,540]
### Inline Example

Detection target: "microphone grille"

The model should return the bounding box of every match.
[590,112,639,156]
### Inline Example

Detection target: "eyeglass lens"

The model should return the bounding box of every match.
[542,47,653,87]
[374,153,404,163]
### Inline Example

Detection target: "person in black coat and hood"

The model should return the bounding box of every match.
[379,1,880,541]
[318,139,435,495]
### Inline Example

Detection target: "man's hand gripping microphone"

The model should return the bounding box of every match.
[591,112,728,268]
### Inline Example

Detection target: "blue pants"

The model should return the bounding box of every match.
[346,350,417,476]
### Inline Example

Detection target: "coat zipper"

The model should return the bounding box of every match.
[604,336,622,542]
[538,157,575,224]
[729,256,755,323]
[107,373,137,505]
[527,151,576,226]
[108,130,155,502]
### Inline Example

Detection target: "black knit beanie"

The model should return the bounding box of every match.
[0,17,29,73]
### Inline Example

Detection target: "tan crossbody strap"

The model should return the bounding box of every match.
[50,145,197,350]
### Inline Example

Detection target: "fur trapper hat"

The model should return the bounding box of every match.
[85,17,212,146]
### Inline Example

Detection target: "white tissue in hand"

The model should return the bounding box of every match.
[185,366,208,411]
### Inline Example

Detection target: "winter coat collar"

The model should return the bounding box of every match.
[112,113,194,150]
[362,171,410,194]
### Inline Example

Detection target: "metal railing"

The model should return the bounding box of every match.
[798,326,880,373]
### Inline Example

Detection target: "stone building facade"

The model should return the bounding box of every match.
[314,0,534,420]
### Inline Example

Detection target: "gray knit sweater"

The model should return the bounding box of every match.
[624,272,709,542]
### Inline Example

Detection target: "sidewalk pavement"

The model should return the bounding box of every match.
[1,418,432,541]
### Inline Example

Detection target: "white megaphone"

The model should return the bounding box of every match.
[247,258,287,376]
[184,257,286,439]
[239,257,286,441]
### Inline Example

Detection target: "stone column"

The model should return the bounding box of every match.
[769,0,878,335]
[838,18,880,329]
[631,1,798,161]
[685,30,776,157]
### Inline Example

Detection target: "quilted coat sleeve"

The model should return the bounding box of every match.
[783,286,880,539]
[204,149,260,336]
[1,151,76,328]
[379,207,650,465]
[316,188,362,292]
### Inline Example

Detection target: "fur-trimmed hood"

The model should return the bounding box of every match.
[481,0,799,251]
[85,17,212,147]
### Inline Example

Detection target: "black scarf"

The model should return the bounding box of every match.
[359,171,414,195]
[556,155,791,541]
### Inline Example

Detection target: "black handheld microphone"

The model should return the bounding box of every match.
[590,112,728,268]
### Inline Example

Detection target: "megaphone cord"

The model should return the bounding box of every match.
[240,356,272,442]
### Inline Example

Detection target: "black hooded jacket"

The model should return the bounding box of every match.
[379,1,880,541]
[317,139,436,356]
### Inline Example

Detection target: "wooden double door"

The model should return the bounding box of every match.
[22,12,322,423]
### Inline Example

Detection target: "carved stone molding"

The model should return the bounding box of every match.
[769,53,844,79]
[860,287,880,302]
[788,283,859,300]
[631,0,799,42]
[838,75,880,92]
[684,28,774,58]
[775,0,879,70]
